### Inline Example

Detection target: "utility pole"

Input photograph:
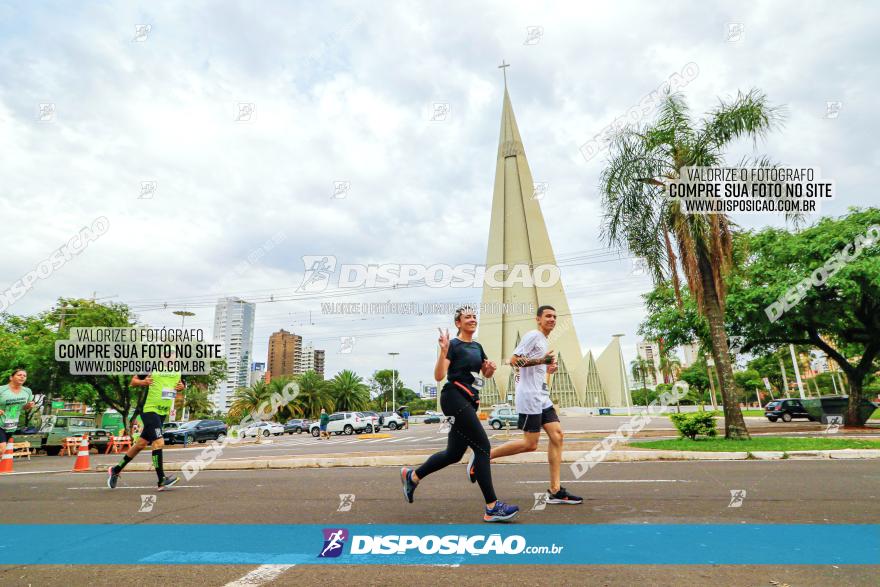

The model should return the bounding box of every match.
[789,344,805,399]
[388,352,399,412]
[778,356,790,398]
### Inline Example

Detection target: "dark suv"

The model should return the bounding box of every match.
[764,399,815,422]
[164,420,228,444]
[284,419,310,434]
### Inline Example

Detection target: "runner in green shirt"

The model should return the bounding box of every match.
[0,368,35,445]
[107,360,184,490]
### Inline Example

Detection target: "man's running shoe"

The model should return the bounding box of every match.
[157,475,179,491]
[107,467,120,489]
[546,486,583,504]
[483,501,519,522]
[466,451,477,484]
[400,467,417,503]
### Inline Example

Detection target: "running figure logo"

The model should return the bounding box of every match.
[531,492,548,511]
[297,255,337,292]
[318,528,349,558]
[337,494,355,512]
[139,494,157,513]
[728,489,747,508]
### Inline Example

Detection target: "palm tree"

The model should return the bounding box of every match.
[228,381,272,421]
[329,370,370,412]
[290,370,334,419]
[268,375,304,421]
[600,90,783,439]
[630,357,653,407]
[183,386,214,419]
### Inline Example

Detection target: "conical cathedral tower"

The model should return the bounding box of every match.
[479,81,587,407]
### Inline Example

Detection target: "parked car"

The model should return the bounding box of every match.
[240,421,285,438]
[309,412,368,436]
[164,420,228,444]
[423,413,442,424]
[358,411,381,433]
[283,419,310,434]
[764,399,815,422]
[488,406,519,430]
[379,411,404,430]
[20,415,114,455]
[164,421,184,431]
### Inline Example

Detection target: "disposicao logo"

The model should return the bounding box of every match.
[318,528,348,558]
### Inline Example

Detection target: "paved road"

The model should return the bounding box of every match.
[2,459,878,585]
[12,415,871,475]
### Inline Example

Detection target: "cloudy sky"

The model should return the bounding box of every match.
[1,1,877,391]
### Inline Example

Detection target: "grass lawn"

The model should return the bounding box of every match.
[661,408,880,419]
[628,436,880,452]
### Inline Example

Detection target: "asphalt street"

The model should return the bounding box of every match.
[2,459,878,586]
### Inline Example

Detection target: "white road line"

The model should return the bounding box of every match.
[68,485,205,490]
[3,469,76,475]
[225,564,296,586]
[388,437,411,443]
[515,479,691,484]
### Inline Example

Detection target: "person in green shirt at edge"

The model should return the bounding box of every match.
[107,360,184,490]
[319,408,330,440]
[0,368,35,446]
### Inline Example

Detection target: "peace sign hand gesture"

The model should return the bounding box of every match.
[437,328,451,354]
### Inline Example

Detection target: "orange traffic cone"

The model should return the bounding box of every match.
[72,434,91,472]
[0,439,14,474]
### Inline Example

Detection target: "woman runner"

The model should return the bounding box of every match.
[400,306,519,522]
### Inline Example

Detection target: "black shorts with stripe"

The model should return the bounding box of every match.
[140,412,166,442]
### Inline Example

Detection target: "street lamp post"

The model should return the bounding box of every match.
[172,310,195,420]
[388,352,400,412]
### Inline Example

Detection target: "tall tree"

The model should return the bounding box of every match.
[726,207,880,425]
[600,90,783,439]
[289,370,334,419]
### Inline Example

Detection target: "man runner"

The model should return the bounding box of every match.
[0,368,35,446]
[107,365,184,490]
[468,305,583,505]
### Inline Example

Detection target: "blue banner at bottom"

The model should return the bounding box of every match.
[1,524,877,565]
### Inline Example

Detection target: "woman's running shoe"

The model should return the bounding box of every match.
[483,500,519,522]
[400,467,417,503]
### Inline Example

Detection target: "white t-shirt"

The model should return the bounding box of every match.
[513,330,553,415]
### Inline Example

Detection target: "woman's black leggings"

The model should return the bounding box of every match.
[414,384,496,504]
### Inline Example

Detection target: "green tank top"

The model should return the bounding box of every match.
[141,372,181,416]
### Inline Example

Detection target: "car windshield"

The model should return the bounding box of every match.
[179,421,199,429]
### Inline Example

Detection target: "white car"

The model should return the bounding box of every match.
[310,412,368,436]
[239,421,285,438]
[379,412,405,430]
[358,412,381,434]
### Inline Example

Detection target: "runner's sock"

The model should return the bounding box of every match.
[114,453,133,473]
[152,449,164,482]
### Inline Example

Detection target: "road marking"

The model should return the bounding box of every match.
[516,479,692,484]
[225,564,296,586]
[3,469,77,475]
[388,437,411,443]
[68,485,205,490]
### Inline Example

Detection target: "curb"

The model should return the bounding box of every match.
[106,448,880,472]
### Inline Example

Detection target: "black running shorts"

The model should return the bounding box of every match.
[517,405,560,433]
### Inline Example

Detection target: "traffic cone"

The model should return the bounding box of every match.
[72,434,91,472]
[0,439,14,474]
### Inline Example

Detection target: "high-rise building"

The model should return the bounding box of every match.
[476,79,631,408]
[298,342,315,374]
[249,362,267,386]
[680,342,700,368]
[267,329,302,378]
[211,297,256,412]
[313,349,325,379]
[636,340,662,388]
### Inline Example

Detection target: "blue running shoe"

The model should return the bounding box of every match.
[483,500,519,522]
[400,467,417,503]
